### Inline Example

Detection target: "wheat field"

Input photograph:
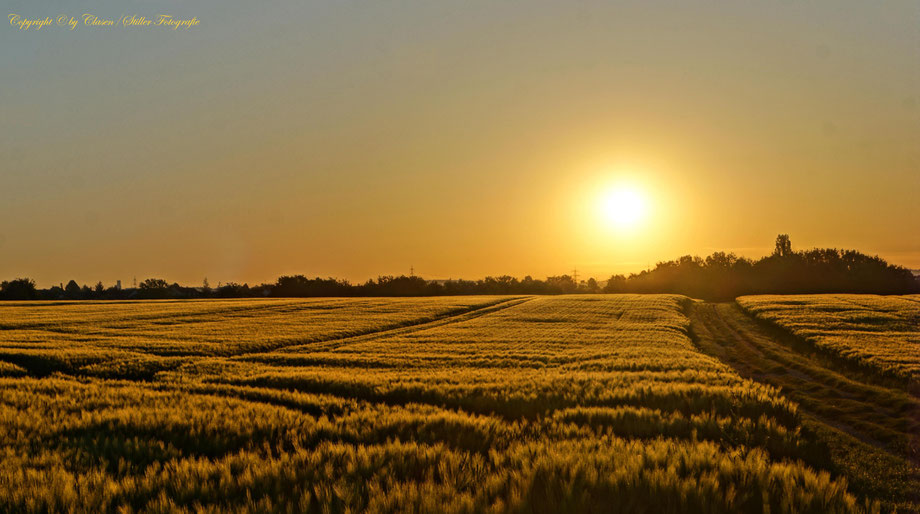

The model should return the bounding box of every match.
[737,295,920,382]
[0,295,866,512]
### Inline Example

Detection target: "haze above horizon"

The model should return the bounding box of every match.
[2,0,918,287]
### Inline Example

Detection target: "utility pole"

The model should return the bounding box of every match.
[410,266,414,277]
[572,268,578,284]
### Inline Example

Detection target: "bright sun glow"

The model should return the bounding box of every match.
[598,185,648,231]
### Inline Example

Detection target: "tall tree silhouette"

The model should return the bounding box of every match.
[774,234,792,257]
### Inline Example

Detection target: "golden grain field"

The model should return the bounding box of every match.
[0,295,866,512]
[737,295,920,382]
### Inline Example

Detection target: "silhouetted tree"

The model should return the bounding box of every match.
[603,275,627,293]
[362,275,430,296]
[619,235,918,299]
[2,235,916,301]
[137,278,172,299]
[64,280,82,300]
[774,234,792,257]
[584,277,599,293]
[0,278,38,300]
[140,279,169,290]
[216,282,251,298]
[545,275,577,294]
[273,275,351,297]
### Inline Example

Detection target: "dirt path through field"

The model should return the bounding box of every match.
[688,301,920,510]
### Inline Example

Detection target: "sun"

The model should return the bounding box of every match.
[598,185,648,231]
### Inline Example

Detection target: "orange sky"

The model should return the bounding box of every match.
[2,1,918,287]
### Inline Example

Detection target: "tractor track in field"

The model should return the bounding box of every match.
[688,301,920,510]
[235,296,535,358]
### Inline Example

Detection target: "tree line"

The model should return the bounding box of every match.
[2,236,917,301]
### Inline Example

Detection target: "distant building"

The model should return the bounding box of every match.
[116,280,122,290]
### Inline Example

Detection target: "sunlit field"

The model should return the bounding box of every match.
[737,295,920,383]
[0,295,871,512]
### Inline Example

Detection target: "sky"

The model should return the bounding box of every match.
[2,0,918,287]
